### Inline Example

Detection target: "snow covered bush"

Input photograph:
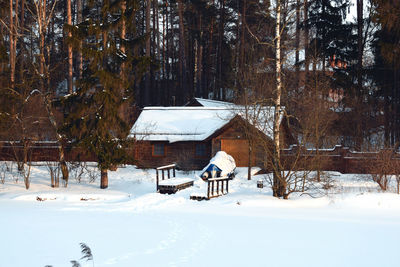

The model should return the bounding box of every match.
[67,162,99,184]
[68,162,86,183]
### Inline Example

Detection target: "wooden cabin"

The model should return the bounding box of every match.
[129,105,295,170]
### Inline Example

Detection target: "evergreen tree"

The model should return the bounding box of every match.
[306,0,352,71]
[371,0,400,147]
[62,0,150,189]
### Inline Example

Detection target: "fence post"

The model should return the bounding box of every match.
[207,180,210,199]
[341,146,349,173]
[156,170,159,191]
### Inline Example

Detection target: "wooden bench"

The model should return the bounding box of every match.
[190,176,231,200]
[156,164,194,194]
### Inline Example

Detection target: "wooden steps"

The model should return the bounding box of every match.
[158,180,194,194]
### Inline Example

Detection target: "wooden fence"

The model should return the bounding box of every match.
[1,141,399,174]
[280,145,400,174]
[0,141,96,162]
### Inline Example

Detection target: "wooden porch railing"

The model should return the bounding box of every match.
[207,176,230,199]
[155,163,176,191]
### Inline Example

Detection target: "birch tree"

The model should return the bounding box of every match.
[272,0,285,198]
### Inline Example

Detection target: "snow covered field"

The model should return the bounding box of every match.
[1,163,400,267]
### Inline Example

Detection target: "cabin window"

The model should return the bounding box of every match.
[195,143,207,157]
[153,143,165,156]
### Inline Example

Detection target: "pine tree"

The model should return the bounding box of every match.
[371,0,400,147]
[62,0,150,189]
[306,0,352,71]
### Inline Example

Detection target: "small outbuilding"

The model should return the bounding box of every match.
[129,103,295,170]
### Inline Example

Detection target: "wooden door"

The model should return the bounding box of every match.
[220,139,252,167]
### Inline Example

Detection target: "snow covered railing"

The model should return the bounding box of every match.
[156,164,177,171]
[156,164,194,194]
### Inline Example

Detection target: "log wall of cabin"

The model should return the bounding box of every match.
[132,141,211,170]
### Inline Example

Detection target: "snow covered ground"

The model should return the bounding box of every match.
[1,163,400,267]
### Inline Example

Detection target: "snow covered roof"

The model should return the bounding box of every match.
[187,98,234,108]
[129,107,233,143]
[129,106,278,143]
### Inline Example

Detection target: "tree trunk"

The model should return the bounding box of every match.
[67,0,73,93]
[357,0,363,95]
[145,0,151,106]
[100,168,108,189]
[170,2,177,105]
[55,172,60,188]
[321,0,326,73]
[177,0,187,104]
[60,151,68,187]
[196,14,203,97]
[295,0,300,91]
[18,0,25,87]
[304,0,309,85]
[151,0,156,104]
[194,38,198,93]
[38,0,46,92]
[216,0,226,100]
[44,94,69,185]
[273,0,285,198]
[165,1,170,105]
[50,168,55,188]
[154,0,161,105]
[206,15,215,99]
[0,24,4,75]
[120,1,126,82]
[77,0,83,78]
[247,143,252,180]
[240,0,246,74]
[9,0,17,89]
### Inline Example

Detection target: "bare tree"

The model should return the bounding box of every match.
[46,161,60,188]
[29,0,69,186]
[368,149,399,191]
[0,0,20,88]
[273,0,285,197]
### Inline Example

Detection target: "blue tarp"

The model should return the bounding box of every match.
[203,164,222,178]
